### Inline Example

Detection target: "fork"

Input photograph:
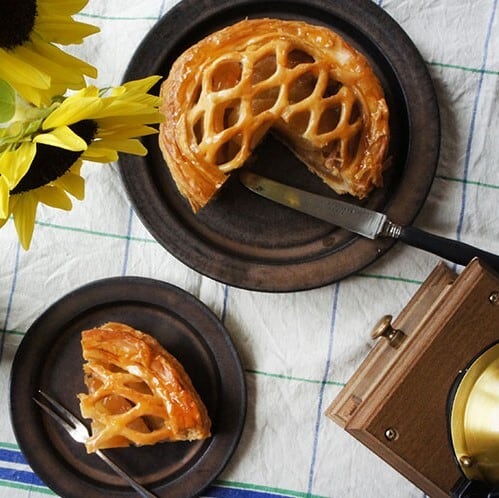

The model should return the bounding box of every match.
[33,390,159,498]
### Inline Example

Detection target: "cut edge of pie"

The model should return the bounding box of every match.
[77,322,211,453]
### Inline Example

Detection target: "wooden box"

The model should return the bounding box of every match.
[326,259,499,497]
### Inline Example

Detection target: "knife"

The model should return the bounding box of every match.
[239,171,499,271]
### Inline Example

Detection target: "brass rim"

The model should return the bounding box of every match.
[450,341,499,485]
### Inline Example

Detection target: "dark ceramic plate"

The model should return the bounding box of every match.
[119,0,440,292]
[10,277,246,498]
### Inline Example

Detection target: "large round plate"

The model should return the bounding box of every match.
[119,0,440,292]
[10,277,246,498]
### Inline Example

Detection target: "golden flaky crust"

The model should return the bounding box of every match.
[78,322,211,453]
[159,18,389,212]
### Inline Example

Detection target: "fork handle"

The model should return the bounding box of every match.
[96,450,159,498]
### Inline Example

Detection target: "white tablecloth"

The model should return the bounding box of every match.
[1,0,498,497]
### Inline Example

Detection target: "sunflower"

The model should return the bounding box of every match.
[0,76,164,249]
[0,0,99,106]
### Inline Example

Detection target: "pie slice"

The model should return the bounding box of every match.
[159,18,390,212]
[77,322,211,453]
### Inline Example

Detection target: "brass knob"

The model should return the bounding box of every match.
[371,315,406,348]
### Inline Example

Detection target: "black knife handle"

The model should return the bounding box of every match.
[399,225,499,272]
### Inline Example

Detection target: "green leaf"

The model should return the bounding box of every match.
[0,80,16,123]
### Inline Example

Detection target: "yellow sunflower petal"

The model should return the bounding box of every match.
[8,85,40,107]
[130,94,162,107]
[35,16,100,45]
[42,96,103,129]
[91,101,154,119]
[38,0,91,16]
[12,193,39,250]
[0,142,36,189]
[15,43,84,89]
[94,113,163,130]
[96,125,159,138]
[77,86,100,98]
[0,49,51,90]
[36,185,73,210]
[92,138,147,156]
[56,169,85,200]
[0,0,99,107]
[34,126,88,151]
[0,176,9,219]
[105,91,160,109]
[0,41,94,106]
[30,35,98,81]
[118,76,162,95]
[81,145,119,163]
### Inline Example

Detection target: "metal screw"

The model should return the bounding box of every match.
[384,428,399,441]
[489,291,499,305]
[459,456,474,468]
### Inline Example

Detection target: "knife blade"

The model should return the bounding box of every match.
[239,171,499,271]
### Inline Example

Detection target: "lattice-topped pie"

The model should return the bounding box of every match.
[78,322,211,453]
[159,18,390,212]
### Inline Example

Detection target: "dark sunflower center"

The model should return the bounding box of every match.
[11,120,98,195]
[0,0,38,50]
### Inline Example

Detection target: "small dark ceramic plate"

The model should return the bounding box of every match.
[119,0,440,292]
[10,277,246,498]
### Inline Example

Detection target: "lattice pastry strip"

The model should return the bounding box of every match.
[159,18,389,211]
[78,322,211,453]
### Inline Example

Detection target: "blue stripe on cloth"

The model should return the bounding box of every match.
[0,448,45,487]
[0,467,46,488]
[0,449,292,497]
[121,207,134,275]
[159,0,170,17]
[0,448,28,465]
[456,0,498,245]
[221,285,229,324]
[204,485,293,498]
[307,283,340,494]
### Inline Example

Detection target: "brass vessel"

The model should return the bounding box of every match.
[450,341,499,486]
